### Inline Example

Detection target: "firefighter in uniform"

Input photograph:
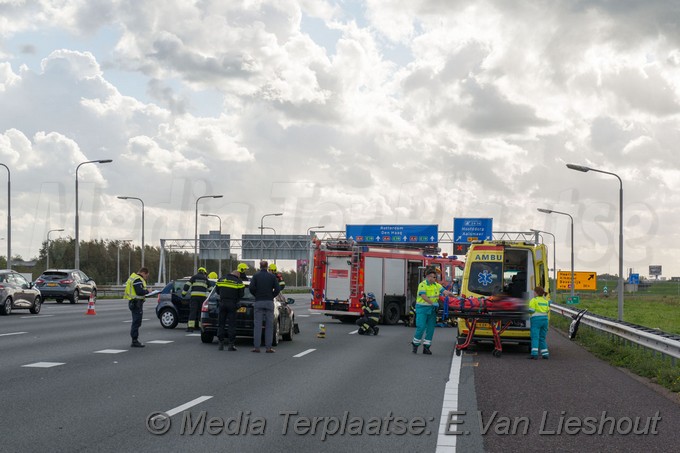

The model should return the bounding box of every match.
[356,292,380,335]
[124,267,151,348]
[528,286,550,359]
[412,268,453,355]
[269,263,286,291]
[182,267,209,332]
[237,263,250,281]
[216,268,245,351]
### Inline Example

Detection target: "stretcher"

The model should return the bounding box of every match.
[441,295,529,358]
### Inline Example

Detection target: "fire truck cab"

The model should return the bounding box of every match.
[458,236,550,345]
[311,239,464,325]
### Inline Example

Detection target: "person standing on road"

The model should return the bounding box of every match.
[412,268,453,355]
[237,263,250,281]
[268,263,286,291]
[249,260,280,353]
[124,267,151,348]
[182,267,209,333]
[528,286,551,360]
[216,268,245,351]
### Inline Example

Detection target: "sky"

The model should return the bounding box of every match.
[1,0,679,279]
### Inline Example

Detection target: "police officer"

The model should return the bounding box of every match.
[356,292,380,335]
[182,267,209,332]
[412,267,453,355]
[124,267,151,348]
[528,286,551,359]
[216,268,245,351]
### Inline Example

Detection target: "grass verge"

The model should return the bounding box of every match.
[551,314,680,394]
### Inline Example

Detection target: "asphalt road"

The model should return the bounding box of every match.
[0,297,677,452]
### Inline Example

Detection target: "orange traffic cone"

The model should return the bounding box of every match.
[85,293,96,315]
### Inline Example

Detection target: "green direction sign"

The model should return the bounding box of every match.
[566,296,580,305]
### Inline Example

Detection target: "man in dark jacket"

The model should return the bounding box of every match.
[216,269,245,351]
[249,260,280,353]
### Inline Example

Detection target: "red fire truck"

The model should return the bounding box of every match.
[310,239,465,324]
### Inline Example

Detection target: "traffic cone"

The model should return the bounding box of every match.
[316,323,326,339]
[85,293,96,315]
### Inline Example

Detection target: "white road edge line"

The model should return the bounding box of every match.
[0,331,28,337]
[435,350,463,453]
[155,396,214,419]
[293,349,316,358]
[349,330,358,335]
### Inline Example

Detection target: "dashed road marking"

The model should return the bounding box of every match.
[0,331,27,337]
[146,340,174,344]
[94,349,127,354]
[20,315,54,319]
[349,330,358,335]
[22,362,65,368]
[293,349,316,358]
[163,396,213,417]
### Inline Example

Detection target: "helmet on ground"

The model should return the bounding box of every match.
[237,263,249,272]
[268,263,277,272]
[198,267,207,274]
[366,292,375,300]
[208,272,218,279]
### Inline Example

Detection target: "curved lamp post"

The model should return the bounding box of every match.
[194,195,223,272]
[538,208,574,301]
[75,159,112,269]
[259,213,283,261]
[567,163,624,321]
[46,228,64,269]
[117,196,145,267]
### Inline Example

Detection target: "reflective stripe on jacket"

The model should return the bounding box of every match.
[529,296,550,317]
[124,273,147,301]
[362,299,380,322]
[183,272,209,298]
[216,274,245,302]
[416,280,443,306]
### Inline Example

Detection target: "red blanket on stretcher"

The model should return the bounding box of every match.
[440,295,528,313]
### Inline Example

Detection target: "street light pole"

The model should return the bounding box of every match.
[201,213,222,277]
[538,208,575,301]
[306,225,324,287]
[75,159,112,269]
[530,228,556,298]
[194,195,223,272]
[260,213,283,261]
[0,164,10,269]
[259,226,277,263]
[567,163,624,321]
[117,196,145,267]
[46,228,64,269]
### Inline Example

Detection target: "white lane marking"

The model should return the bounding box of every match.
[0,331,27,337]
[146,340,174,344]
[155,396,213,418]
[293,349,316,358]
[95,349,127,354]
[22,362,65,368]
[123,318,151,323]
[185,333,201,337]
[20,315,54,319]
[349,330,358,335]
[435,349,463,452]
[297,314,310,318]
[308,312,322,315]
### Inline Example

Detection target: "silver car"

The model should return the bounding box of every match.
[0,270,42,315]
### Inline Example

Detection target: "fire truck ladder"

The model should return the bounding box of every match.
[350,247,361,298]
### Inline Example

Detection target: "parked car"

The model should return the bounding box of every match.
[155,277,217,329]
[0,270,43,315]
[34,269,97,304]
[200,283,297,346]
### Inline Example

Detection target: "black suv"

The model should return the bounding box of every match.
[34,269,97,304]
[199,284,297,346]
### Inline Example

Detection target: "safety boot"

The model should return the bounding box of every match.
[373,326,379,335]
[228,343,237,351]
[412,343,419,354]
[423,346,432,355]
[218,339,225,351]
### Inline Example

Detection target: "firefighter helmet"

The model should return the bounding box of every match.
[366,292,375,300]
[268,263,277,272]
[237,263,249,272]
[208,272,218,279]
[198,267,207,274]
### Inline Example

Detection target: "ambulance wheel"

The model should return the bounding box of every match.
[383,302,400,325]
[455,348,462,356]
[492,349,502,358]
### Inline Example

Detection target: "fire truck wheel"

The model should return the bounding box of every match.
[383,302,401,325]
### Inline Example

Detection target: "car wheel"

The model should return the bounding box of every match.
[30,297,42,314]
[0,297,11,315]
[70,289,79,304]
[159,308,178,329]
[383,302,401,325]
[282,316,294,341]
[200,330,215,344]
[272,320,279,347]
